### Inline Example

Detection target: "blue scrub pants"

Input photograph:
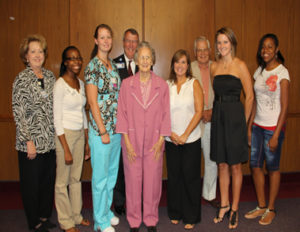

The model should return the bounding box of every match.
[89,128,121,231]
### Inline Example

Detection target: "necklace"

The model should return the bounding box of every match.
[222,60,232,70]
[34,70,43,79]
[98,56,109,68]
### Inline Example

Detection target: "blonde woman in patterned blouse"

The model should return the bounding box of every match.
[85,24,121,232]
[12,34,56,232]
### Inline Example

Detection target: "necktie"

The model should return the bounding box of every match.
[128,60,133,76]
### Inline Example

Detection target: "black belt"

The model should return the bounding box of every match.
[215,95,240,102]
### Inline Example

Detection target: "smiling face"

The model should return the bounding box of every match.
[26,41,45,69]
[217,33,232,58]
[137,47,153,74]
[196,40,210,65]
[64,49,82,75]
[261,37,278,64]
[95,28,112,53]
[174,55,188,78]
[123,32,139,59]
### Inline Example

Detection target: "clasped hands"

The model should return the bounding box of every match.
[170,132,188,145]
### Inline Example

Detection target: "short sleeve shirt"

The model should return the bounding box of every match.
[253,64,290,127]
[84,56,121,135]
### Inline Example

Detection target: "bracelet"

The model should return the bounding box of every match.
[99,130,108,136]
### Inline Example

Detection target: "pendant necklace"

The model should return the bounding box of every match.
[98,57,109,68]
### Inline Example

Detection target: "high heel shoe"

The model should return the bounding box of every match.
[229,210,238,229]
[213,205,230,223]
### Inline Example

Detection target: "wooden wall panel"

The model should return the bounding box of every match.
[0,0,69,180]
[69,0,143,180]
[0,122,18,180]
[0,0,299,181]
[144,0,215,79]
[69,0,143,81]
[288,0,300,113]
[215,0,300,175]
[280,117,300,172]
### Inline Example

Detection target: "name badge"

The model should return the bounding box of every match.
[116,62,125,69]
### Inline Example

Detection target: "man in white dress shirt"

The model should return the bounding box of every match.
[191,36,219,208]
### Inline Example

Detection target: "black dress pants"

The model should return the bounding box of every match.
[113,150,126,207]
[165,139,202,224]
[18,150,56,229]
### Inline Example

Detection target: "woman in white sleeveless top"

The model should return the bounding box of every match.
[165,49,203,230]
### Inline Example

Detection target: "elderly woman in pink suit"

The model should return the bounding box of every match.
[116,41,171,232]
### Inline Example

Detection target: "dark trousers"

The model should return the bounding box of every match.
[113,150,125,207]
[165,139,202,224]
[18,150,56,229]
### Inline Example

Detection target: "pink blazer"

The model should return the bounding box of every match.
[116,71,171,157]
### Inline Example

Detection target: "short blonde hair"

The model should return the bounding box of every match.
[214,27,237,60]
[19,34,48,65]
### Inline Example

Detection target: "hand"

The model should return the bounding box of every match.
[247,130,252,147]
[101,133,110,144]
[84,143,91,161]
[150,136,164,161]
[26,141,37,160]
[202,110,212,123]
[177,133,188,145]
[268,136,278,153]
[125,142,137,163]
[170,132,180,145]
[64,150,73,165]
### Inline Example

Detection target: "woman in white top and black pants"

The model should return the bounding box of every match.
[165,50,203,230]
[53,46,90,232]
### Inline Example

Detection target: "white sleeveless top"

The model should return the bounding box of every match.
[166,78,201,143]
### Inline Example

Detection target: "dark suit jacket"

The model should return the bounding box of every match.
[113,54,139,81]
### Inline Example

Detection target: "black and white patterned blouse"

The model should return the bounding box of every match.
[12,66,56,153]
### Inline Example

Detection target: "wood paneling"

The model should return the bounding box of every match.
[0,0,69,180]
[69,0,143,81]
[144,0,215,79]
[0,122,18,180]
[0,0,299,180]
[280,117,300,172]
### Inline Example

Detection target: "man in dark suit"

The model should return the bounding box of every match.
[113,28,139,216]
[114,28,139,81]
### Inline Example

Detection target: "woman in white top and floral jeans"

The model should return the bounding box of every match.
[53,46,90,232]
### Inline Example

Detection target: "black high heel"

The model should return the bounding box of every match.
[213,205,230,223]
[229,210,238,229]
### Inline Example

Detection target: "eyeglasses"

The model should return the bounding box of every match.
[124,39,139,44]
[196,48,209,53]
[66,57,83,61]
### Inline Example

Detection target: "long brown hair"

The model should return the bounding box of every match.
[214,27,237,60]
[90,24,113,59]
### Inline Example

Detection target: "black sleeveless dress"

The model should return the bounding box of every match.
[210,75,248,165]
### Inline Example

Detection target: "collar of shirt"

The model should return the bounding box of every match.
[124,54,136,74]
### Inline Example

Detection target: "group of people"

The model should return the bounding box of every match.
[12,24,290,232]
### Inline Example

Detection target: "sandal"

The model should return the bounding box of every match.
[229,210,238,229]
[184,224,195,230]
[259,208,276,225]
[171,220,179,225]
[213,205,230,223]
[244,206,267,219]
[80,218,90,226]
